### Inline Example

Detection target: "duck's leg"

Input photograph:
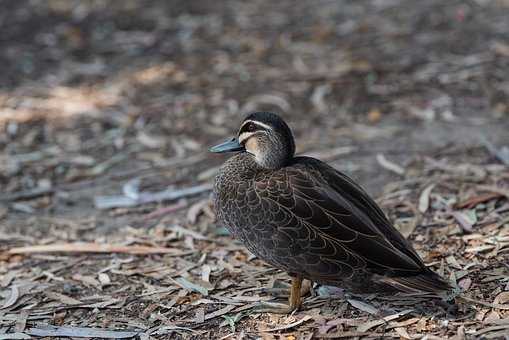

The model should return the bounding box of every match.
[255,277,303,314]
[288,276,303,309]
[300,279,312,296]
[263,278,312,298]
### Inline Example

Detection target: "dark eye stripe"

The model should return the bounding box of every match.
[240,121,265,134]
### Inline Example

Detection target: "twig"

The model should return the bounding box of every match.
[376,154,405,175]
[142,200,189,221]
[7,243,182,255]
[61,153,207,191]
[480,135,509,165]
[477,185,509,199]
[0,187,54,202]
[94,183,212,209]
[455,192,503,209]
[457,295,509,310]
[450,211,474,233]
[262,315,312,332]
[24,326,139,338]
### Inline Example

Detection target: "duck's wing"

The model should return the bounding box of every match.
[297,158,453,293]
[299,156,425,270]
[258,157,427,280]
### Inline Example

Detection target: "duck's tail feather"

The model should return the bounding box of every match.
[380,271,453,295]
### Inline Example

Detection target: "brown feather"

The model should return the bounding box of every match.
[213,112,452,295]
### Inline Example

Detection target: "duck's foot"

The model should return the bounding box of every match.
[254,277,303,314]
[262,279,312,298]
[260,287,290,298]
[254,301,298,314]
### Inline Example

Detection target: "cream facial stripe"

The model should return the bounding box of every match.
[238,120,272,144]
[238,132,254,144]
[240,120,272,131]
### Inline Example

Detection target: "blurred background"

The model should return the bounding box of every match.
[2,0,508,198]
[1,1,509,337]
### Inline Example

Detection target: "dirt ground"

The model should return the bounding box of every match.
[1,0,509,339]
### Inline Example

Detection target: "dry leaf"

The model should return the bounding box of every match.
[494,292,509,305]
[451,211,475,233]
[0,333,31,339]
[357,310,412,332]
[418,184,435,213]
[98,273,111,286]
[263,315,312,332]
[394,327,411,339]
[173,277,209,296]
[187,199,209,224]
[25,326,139,338]
[72,274,101,289]
[0,285,20,309]
[458,277,472,291]
[367,108,382,123]
[347,299,379,315]
[14,310,29,332]
[137,131,166,149]
[484,310,500,324]
[376,154,405,175]
[8,243,181,255]
[0,205,7,220]
[44,291,82,305]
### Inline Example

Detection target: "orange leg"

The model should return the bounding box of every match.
[289,276,303,310]
[255,277,304,314]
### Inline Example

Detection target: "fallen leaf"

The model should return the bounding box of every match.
[357,309,413,332]
[0,205,7,220]
[72,274,101,289]
[187,199,209,224]
[94,183,212,210]
[201,265,211,283]
[25,326,139,338]
[1,272,16,288]
[44,291,82,305]
[376,154,405,175]
[137,131,166,149]
[451,211,475,233]
[395,217,417,239]
[262,315,312,332]
[458,277,472,291]
[494,292,509,305]
[14,310,29,332]
[347,298,379,315]
[0,285,19,309]
[446,256,462,269]
[98,273,111,286]
[8,243,181,255]
[367,108,382,123]
[484,310,500,324]
[194,307,205,324]
[173,277,209,296]
[455,192,502,209]
[418,184,435,213]
[0,333,31,340]
[394,327,411,339]
[205,304,236,320]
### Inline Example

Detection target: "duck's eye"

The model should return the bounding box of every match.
[246,123,257,132]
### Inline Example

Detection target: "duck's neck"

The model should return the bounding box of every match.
[253,147,292,170]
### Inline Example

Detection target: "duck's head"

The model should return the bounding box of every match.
[210,112,295,169]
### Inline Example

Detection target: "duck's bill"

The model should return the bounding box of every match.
[209,137,245,153]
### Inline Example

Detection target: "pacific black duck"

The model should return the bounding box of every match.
[210,112,452,313]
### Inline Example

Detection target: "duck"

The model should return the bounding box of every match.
[210,112,452,313]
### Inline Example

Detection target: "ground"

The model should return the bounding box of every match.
[1,0,509,339]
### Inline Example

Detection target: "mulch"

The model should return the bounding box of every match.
[1,1,509,339]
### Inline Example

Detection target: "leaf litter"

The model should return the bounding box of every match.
[0,0,509,339]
